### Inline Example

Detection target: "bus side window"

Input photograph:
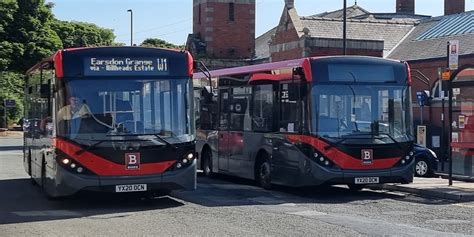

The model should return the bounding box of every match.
[280,83,299,133]
[252,84,274,132]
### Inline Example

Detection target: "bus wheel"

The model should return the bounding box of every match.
[202,149,213,178]
[347,184,365,191]
[256,156,272,190]
[41,158,46,188]
[28,151,36,185]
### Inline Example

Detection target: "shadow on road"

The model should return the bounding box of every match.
[0,146,24,151]
[0,178,184,225]
[171,173,452,207]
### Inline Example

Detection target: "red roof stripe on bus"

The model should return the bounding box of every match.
[55,138,176,176]
[285,135,401,170]
[404,62,412,86]
[193,58,308,79]
[54,51,64,78]
[187,51,194,77]
[249,73,293,82]
[302,58,313,82]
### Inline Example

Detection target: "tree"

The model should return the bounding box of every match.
[140,38,183,49]
[1,0,62,73]
[51,20,116,48]
[0,72,24,127]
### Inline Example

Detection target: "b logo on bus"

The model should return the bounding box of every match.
[125,153,140,170]
[361,149,373,165]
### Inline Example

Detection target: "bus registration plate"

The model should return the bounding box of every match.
[115,184,147,193]
[354,177,379,184]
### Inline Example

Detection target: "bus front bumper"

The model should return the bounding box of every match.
[52,160,196,197]
[297,159,414,187]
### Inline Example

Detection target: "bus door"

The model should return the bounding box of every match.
[218,88,231,171]
[272,83,301,185]
[228,87,251,174]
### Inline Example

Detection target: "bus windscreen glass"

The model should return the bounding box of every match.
[311,84,413,143]
[57,78,193,145]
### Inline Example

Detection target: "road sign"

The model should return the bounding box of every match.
[448,40,459,70]
[417,125,427,147]
[416,91,429,107]
[4,99,16,108]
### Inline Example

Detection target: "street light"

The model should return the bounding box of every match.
[127,9,133,46]
[343,0,347,55]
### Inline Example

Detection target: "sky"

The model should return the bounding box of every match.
[50,0,474,46]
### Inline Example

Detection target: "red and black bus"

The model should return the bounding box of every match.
[24,47,196,197]
[194,56,414,190]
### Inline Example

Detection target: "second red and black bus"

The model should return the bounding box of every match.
[194,56,414,190]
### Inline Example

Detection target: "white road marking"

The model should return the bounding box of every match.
[287,210,327,216]
[452,203,474,209]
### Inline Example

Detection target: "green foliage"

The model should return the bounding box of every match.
[0,72,24,127]
[140,38,183,49]
[1,0,62,73]
[0,0,120,126]
[51,20,116,48]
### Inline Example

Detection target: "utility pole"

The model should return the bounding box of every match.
[343,0,347,55]
[127,9,133,46]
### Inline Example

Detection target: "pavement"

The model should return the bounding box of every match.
[1,131,473,202]
[369,177,474,202]
[0,130,24,138]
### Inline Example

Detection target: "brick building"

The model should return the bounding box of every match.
[186,0,256,69]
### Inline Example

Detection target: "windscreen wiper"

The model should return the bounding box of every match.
[106,133,177,150]
[376,132,403,149]
[75,140,108,155]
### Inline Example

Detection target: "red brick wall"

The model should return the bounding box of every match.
[271,48,302,62]
[445,0,465,15]
[193,1,255,59]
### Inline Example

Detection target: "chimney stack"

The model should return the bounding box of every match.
[285,0,294,9]
[396,0,415,14]
[445,0,465,15]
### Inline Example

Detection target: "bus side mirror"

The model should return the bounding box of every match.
[40,84,50,98]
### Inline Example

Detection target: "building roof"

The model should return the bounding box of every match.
[299,17,416,57]
[255,4,421,59]
[255,27,277,59]
[388,11,474,61]
[312,5,370,19]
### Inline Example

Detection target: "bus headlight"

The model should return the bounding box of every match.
[187,153,194,159]
[62,158,70,165]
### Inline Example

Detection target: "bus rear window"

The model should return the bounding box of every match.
[327,64,395,82]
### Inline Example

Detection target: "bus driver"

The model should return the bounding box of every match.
[57,96,91,121]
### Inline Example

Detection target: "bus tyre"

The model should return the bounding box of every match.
[41,158,46,188]
[28,151,36,185]
[256,156,272,190]
[202,149,213,178]
[348,184,365,191]
[415,158,431,177]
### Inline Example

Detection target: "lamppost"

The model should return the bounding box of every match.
[127,9,133,46]
[343,0,347,55]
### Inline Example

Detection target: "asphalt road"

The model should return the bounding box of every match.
[0,137,473,236]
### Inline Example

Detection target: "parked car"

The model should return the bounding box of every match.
[413,144,439,177]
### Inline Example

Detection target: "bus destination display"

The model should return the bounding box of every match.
[84,57,169,76]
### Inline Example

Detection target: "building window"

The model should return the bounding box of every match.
[198,5,201,24]
[229,3,235,22]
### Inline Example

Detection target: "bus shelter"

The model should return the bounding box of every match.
[444,66,474,179]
